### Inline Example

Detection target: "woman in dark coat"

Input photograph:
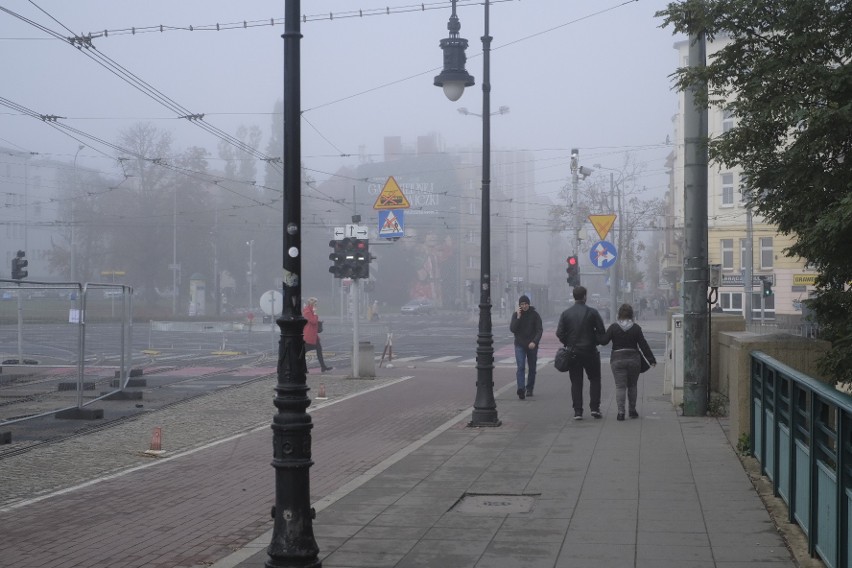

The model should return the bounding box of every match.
[599,303,655,421]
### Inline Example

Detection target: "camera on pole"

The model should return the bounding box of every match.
[11,250,28,280]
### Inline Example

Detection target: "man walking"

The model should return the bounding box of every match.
[556,286,606,419]
[510,295,543,400]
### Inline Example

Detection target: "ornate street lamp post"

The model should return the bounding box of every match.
[266,1,320,566]
[435,0,500,427]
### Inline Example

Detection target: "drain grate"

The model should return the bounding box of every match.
[450,493,537,515]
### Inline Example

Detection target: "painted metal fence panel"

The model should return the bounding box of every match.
[751,351,852,568]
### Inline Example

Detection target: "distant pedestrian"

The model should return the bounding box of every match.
[303,297,333,373]
[510,295,542,399]
[599,303,656,421]
[556,286,607,419]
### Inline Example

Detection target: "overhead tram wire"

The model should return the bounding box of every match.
[5,4,283,174]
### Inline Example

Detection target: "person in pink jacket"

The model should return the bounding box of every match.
[302,297,332,372]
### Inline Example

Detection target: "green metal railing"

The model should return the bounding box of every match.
[751,351,852,568]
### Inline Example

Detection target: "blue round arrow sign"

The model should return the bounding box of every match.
[590,240,617,269]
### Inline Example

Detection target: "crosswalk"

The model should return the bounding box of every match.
[381,355,554,368]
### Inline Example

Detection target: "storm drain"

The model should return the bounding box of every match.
[450,493,537,515]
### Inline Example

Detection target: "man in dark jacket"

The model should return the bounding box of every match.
[556,286,607,419]
[510,295,543,399]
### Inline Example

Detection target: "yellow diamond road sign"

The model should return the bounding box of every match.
[589,214,616,240]
[373,176,411,210]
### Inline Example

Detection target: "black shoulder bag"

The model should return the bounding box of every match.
[554,308,590,372]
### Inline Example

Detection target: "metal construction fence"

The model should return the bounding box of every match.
[0,280,133,425]
[750,351,851,568]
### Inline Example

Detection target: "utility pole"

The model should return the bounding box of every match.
[744,207,753,323]
[609,173,618,322]
[570,148,580,256]
[682,28,709,416]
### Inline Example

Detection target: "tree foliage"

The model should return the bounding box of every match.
[658,0,852,383]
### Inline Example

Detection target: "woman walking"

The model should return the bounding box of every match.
[303,297,333,373]
[599,303,655,421]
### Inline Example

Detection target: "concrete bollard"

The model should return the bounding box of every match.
[353,341,376,378]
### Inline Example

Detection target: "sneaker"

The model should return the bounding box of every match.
[517,388,526,400]
[629,410,639,419]
[525,388,534,397]
[321,366,333,373]
[573,412,583,420]
[590,410,602,419]
[617,413,625,421]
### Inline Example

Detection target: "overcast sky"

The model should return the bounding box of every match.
[1,0,683,201]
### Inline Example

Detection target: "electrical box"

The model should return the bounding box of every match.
[709,264,722,288]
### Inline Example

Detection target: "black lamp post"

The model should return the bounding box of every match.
[435,0,501,427]
[266,1,321,566]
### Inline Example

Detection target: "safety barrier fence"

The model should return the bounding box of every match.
[0,280,132,426]
[751,351,852,568]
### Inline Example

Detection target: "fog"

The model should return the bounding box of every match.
[1,0,683,314]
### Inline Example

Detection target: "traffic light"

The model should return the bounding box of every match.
[762,278,773,297]
[11,250,28,280]
[353,238,369,280]
[329,240,345,278]
[566,255,580,287]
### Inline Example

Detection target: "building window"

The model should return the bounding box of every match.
[722,109,735,133]
[721,173,734,206]
[760,237,773,269]
[740,239,750,270]
[721,239,733,270]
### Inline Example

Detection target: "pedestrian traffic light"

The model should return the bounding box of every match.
[566,255,580,287]
[762,278,773,297]
[11,250,28,280]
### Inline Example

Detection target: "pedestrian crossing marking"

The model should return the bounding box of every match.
[427,356,462,363]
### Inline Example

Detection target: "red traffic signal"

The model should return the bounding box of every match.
[566,255,580,287]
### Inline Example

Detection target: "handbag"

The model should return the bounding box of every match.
[554,307,591,372]
[317,321,323,334]
[639,351,650,373]
[554,346,576,372]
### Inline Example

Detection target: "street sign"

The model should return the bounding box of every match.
[259,290,283,316]
[590,240,617,269]
[373,176,411,210]
[378,209,404,239]
[588,214,616,240]
[333,226,345,240]
[345,224,369,238]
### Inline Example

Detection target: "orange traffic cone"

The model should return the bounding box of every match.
[145,427,165,456]
[150,426,162,451]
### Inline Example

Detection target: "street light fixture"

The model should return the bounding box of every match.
[434,1,475,102]
[457,105,510,117]
[436,0,500,428]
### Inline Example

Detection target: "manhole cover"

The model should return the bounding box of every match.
[451,493,536,515]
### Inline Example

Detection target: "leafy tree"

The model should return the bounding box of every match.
[658,1,852,383]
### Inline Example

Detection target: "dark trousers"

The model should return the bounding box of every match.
[568,350,602,414]
[305,340,327,369]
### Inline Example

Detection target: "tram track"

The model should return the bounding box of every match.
[0,349,277,459]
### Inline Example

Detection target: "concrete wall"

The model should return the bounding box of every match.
[716,331,832,448]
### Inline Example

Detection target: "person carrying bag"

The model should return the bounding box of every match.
[599,303,656,421]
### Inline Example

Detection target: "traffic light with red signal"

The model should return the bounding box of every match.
[566,255,580,287]
[329,238,370,279]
